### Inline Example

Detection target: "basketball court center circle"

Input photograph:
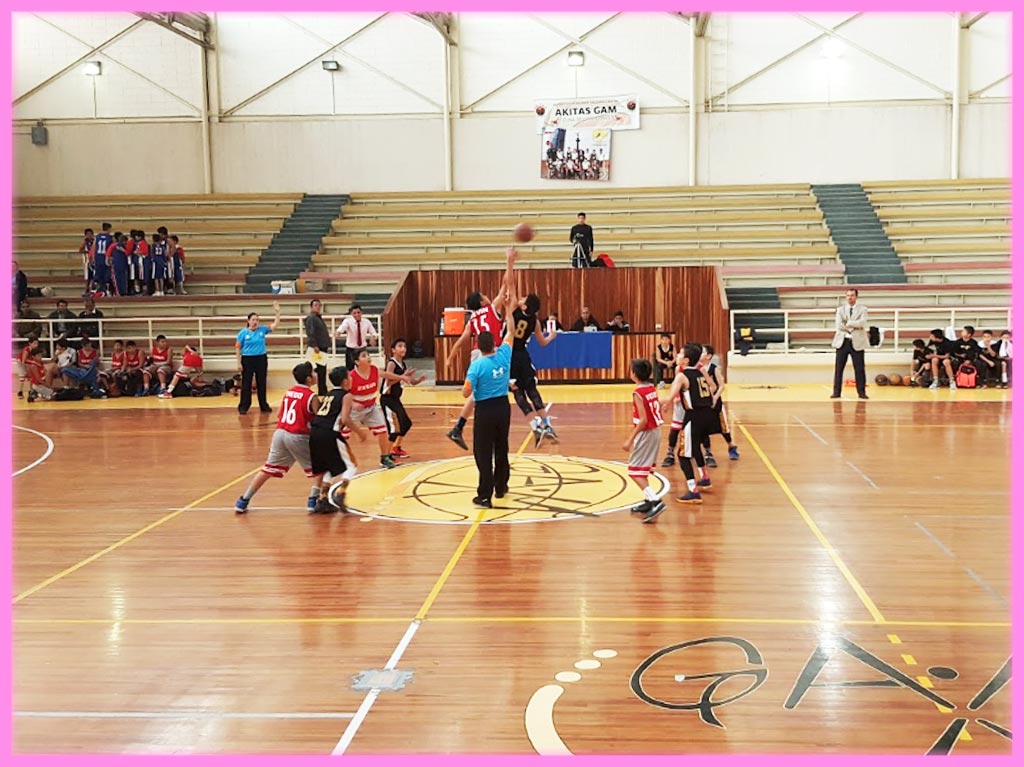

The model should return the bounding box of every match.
[342,454,670,524]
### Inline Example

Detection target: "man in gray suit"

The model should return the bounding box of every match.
[831,288,869,400]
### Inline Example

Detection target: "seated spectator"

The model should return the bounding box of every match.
[606,310,630,333]
[47,337,77,385]
[47,299,77,340]
[994,330,1012,388]
[142,334,174,396]
[78,228,95,294]
[98,339,125,396]
[544,312,564,332]
[25,348,56,403]
[655,333,676,386]
[16,299,43,341]
[15,334,40,399]
[909,339,929,386]
[77,297,104,341]
[975,329,999,388]
[61,338,103,396]
[159,343,203,399]
[951,325,980,373]
[123,340,145,396]
[925,328,957,390]
[13,260,27,311]
[570,306,601,332]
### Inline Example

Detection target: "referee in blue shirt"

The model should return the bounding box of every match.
[461,285,517,509]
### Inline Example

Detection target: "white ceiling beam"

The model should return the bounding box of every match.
[14,17,146,106]
[134,13,212,49]
[221,14,387,117]
[462,15,620,112]
[961,13,988,29]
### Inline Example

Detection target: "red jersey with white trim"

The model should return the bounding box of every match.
[18,346,33,367]
[469,305,501,349]
[111,350,126,370]
[276,384,316,435]
[632,383,663,429]
[350,365,380,407]
[27,359,46,385]
[125,349,143,369]
[77,347,98,367]
[183,348,202,368]
[150,345,171,366]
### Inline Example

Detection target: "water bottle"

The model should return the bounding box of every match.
[439,316,445,336]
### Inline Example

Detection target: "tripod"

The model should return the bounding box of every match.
[571,239,592,269]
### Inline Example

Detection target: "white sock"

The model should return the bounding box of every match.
[531,416,541,428]
[642,486,657,502]
[310,484,321,498]
[687,479,696,493]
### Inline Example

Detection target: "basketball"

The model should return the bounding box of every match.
[875,374,889,386]
[513,222,534,243]
[889,374,903,386]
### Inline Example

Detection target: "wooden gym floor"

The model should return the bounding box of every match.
[11,384,1011,755]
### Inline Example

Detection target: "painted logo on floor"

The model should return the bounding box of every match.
[345,455,669,524]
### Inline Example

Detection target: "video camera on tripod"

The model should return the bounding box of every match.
[571,232,592,269]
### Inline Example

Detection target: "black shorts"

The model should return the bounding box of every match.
[680,408,718,458]
[510,351,538,389]
[705,399,726,436]
[309,426,348,476]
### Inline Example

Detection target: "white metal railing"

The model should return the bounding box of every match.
[729,306,1012,353]
[11,314,384,359]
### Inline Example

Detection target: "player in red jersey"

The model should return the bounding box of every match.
[98,339,125,395]
[444,247,518,449]
[236,362,323,514]
[624,358,667,523]
[15,335,41,399]
[159,343,204,398]
[344,349,399,469]
[141,334,173,396]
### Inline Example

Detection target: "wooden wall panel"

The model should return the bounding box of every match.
[381,267,730,382]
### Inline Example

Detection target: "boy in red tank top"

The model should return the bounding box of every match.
[236,362,324,514]
[345,349,398,469]
[623,358,666,523]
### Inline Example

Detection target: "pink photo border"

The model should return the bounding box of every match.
[2,1,1019,765]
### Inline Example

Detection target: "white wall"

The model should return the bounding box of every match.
[12,11,1012,196]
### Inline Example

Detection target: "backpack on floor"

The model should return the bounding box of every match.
[955,363,978,389]
[53,387,85,401]
[191,379,224,397]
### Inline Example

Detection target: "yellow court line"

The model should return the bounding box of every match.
[737,423,887,624]
[13,467,261,604]
[13,616,1010,629]
[412,429,535,622]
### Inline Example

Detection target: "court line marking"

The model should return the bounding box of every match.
[913,522,1008,608]
[791,416,829,446]
[845,460,880,490]
[12,425,55,477]
[737,423,887,624]
[332,427,537,754]
[12,467,262,604]
[525,685,573,755]
[15,711,356,720]
[12,617,1010,628]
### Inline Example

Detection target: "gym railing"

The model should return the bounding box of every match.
[729,306,1012,353]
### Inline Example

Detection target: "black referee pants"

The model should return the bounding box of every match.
[473,396,511,501]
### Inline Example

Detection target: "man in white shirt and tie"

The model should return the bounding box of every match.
[831,288,869,400]
[336,304,378,370]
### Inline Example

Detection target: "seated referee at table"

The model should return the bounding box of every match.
[461,288,517,509]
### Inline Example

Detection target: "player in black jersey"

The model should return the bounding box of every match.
[661,343,716,504]
[698,345,739,465]
[310,367,357,514]
[381,338,425,459]
[510,293,558,446]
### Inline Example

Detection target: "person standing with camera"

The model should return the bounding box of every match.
[570,212,594,268]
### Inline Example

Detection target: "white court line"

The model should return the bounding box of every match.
[913,521,1008,607]
[792,416,829,446]
[845,460,879,490]
[332,619,421,755]
[15,711,355,720]
[12,425,54,477]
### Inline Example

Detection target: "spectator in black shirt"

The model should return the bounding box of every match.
[570,212,594,265]
[606,310,630,333]
[47,299,77,339]
[926,328,957,390]
[77,297,104,341]
[570,306,601,332]
[909,339,929,386]
[16,299,43,340]
[976,329,999,387]
[951,325,980,371]
[13,260,28,313]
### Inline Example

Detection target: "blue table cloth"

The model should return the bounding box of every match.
[526,331,613,370]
